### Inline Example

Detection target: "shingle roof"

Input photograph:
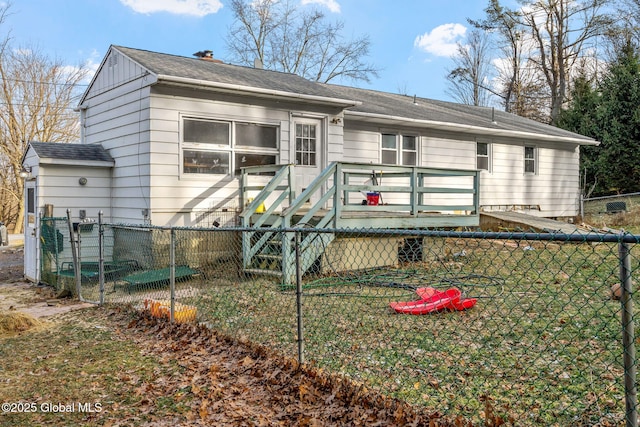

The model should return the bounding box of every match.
[112,45,596,144]
[29,142,114,163]
[113,46,353,103]
[327,84,594,142]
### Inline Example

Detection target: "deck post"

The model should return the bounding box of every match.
[335,163,343,222]
[288,164,296,203]
[411,167,418,216]
[474,171,480,214]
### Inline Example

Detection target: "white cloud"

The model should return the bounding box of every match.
[120,0,223,17]
[414,23,466,57]
[301,0,341,13]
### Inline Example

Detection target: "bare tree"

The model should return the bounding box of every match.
[469,0,537,116]
[0,43,88,233]
[226,0,379,83]
[471,0,612,124]
[520,0,612,124]
[446,29,494,106]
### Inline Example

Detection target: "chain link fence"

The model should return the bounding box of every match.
[582,192,640,218]
[39,217,73,292]
[44,216,640,426]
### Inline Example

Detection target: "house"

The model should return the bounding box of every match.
[21,45,598,283]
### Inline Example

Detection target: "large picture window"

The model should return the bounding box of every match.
[182,118,278,176]
[381,133,417,166]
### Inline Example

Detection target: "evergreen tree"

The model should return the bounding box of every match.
[557,40,640,196]
[596,40,640,194]
[556,74,601,194]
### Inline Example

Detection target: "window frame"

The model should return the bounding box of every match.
[476,141,491,172]
[294,122,318,167]
[524,145,537,175]
[181,116,279,177]
[380,132,418,166]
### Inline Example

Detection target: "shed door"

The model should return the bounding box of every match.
[24,181,38,281]
[293,119,323,205]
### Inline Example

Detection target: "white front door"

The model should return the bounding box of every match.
[24,181,38,281]
[293,119,323,205]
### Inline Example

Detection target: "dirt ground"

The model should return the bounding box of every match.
[0,246,93,318]
[0,246,465,426]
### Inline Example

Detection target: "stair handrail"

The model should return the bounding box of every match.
[239,164,295,226]
[282,162,339,228]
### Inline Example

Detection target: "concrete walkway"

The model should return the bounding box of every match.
[6,234,24,247]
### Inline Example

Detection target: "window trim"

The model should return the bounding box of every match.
[476,141,491,172]
[180,116,279,177]
[294,122,319,167]
[524,145,537,175]
[380,132,419,166]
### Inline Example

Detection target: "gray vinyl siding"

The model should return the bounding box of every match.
[81,55,152,224]
[146,91,292,226]
[479,140,580,217]
[343,125,580,217]
[35,166,112,221]
[342,127,381,163]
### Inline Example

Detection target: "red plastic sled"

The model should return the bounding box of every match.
[387,287,439,311]
[416,287,477,311]
[390,288,462,315]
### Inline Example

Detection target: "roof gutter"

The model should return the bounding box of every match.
[156,74,361,108]
[346,111,600,146]
[38,158,115,167]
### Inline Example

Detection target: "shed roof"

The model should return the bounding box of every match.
[27,142,115,166]
[103,46,596,145]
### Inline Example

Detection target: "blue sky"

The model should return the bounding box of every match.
[4,0,493,101]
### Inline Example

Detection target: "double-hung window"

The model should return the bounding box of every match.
[381,133,418,166]
[477,142,490,171]
[182,118,278,176]
[524,145,536,174]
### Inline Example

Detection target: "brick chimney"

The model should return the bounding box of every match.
[193,50,222,63]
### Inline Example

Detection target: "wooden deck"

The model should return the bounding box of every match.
[252,209,479,229]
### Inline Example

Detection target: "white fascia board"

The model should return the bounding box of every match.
[346,111,600,146]
[156,74,361,108]
[38,158,115,168]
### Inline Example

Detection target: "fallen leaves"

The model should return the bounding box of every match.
[114,307,469,426]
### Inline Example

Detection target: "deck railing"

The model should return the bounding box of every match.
[239,163,480,283]
[240,162,480,229]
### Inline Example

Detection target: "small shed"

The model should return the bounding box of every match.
[21,142,114,282]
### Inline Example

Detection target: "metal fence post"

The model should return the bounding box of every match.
[295,229,304,365]
[170,227,176,323]
[98,211,104,305]
[66,209,81,298]
[620,238,638,427]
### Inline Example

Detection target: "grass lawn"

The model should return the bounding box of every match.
[177,236,628,426]
[0,309,193,426]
